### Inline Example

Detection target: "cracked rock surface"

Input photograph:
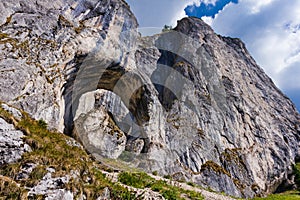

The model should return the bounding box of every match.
[0,0,300,198]
[0,118,31,165]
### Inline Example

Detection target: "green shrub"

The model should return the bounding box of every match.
[187,182,196,187]
[151,181,164,192]
[161,188,180,200]
[37,119,47,129]
[150,181,182,200]
[118,172,154,189]
[152,171,158,176]
[253,191,300,200]
[151,180,203,200]
[293,163,300,188]
[163,174,171,179]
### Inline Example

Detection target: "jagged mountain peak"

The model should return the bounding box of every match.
[175,17,215,35]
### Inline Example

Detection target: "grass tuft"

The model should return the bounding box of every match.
[0,104,136,199]
[118,172,204,199]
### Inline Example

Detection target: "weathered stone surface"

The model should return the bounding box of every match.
[28,169,75,200]
[0,0,137,132]
[73,16,300,198]
[129,18,300,197]
[16,163,37,180]
[1,104,22,120]
[96,187,111,200]
[75,102,127,159]
[0,0,299,198]
[0,117,31,165]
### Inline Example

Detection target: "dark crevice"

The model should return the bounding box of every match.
[151,49,194,111]
[62,53,88,135]
[220,134,235,146]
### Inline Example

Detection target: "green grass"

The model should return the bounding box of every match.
[118,171,154,189]
[0,104,202,199]
[253,163,300,199]
[118,172,204,200]
[0,104,136,199]
[253,191,300,200]
[0,102,203,199]
[152,171,158,176]
[5,102,300,200]
[293,162,300,188]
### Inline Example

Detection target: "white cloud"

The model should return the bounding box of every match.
[280,62,300,90]
[201,16,214,25]
[208,0,300,90]
[245,0,275,14]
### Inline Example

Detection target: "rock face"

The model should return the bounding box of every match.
[0,0,299,198]
[0,0,137,132]
[27,169,75,200]
[0,117,31,165]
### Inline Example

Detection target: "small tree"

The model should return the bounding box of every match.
[162,25,172,32]
[37,119,48,129]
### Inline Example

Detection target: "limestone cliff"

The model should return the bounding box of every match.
[0,0,299,198]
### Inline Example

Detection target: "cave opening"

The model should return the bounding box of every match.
[63,59,153,155]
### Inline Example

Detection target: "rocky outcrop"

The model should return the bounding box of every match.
[0,0,299,198]
[0,117,31,165]
[71,16,300,198]
[0,104,208,200]
[0,0,137,132]
[27,167,75,200]
[75,95,127,159]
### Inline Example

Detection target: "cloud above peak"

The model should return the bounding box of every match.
[208,0,300,90]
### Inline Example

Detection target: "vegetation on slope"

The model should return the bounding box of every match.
[1,102,299,200]
[0,104,134,199]
[253,163,300,200]
[118,171,204,199]
[0,104,204,199]
[253,191,300,200]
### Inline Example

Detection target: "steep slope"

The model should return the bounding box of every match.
[0,103,209,199]
[0,0,299,198]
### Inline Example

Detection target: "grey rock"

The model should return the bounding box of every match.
[28,172,73,199]
[0,0,137,132]
[97,187,111,200]
[16,163,37,180]
[134,188,165,200]
[0,0,299,198]
[75,104,127,159]
[65,138,83,148]
[0,117,31,165]
[72,16,300,198]
[45,190,74,200]
[1,103,22,120]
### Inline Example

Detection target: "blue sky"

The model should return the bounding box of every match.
[185,0,238,18]
[126,0,300,111]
